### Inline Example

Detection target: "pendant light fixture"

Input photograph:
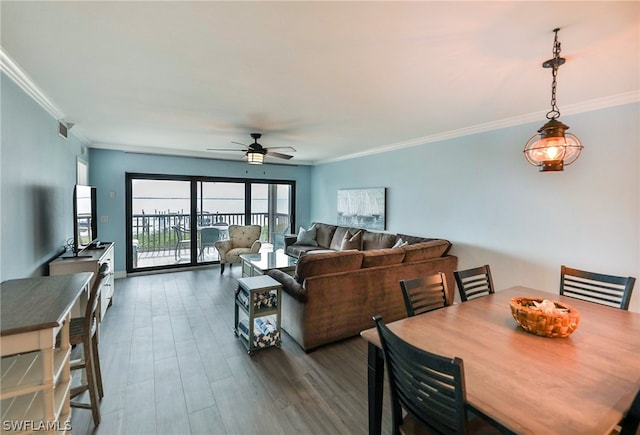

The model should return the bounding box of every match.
[524,28,583,172]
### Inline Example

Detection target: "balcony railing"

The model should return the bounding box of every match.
[132,211,291,258]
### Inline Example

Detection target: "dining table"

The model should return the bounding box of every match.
[360,286,640,435]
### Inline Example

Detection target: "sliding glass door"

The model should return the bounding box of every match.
[126,174,295,273]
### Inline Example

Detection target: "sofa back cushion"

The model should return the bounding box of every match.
[340,230,363,251]
[362,231,398,250]
[294,250,363,283]
[312,222,338,249]
[329,226,351,250]
[402,240,451,262]
[361,247,406,268]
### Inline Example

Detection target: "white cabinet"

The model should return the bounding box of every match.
[49,243,115,324]
[0,273,91,434]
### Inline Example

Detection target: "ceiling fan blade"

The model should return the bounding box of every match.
[265,146,297,152]
[266,151,294,160]
[231,141,247,146]
[206,148,248,152]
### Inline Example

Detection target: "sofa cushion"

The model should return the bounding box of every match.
[392,238,408,248]
[362,231,397,250]
[294,225,318,246]
[287,245,327,258]
[361,247,406,268]
[340,230,363,251]
[294,250,363,283]
[312,222,338,249]
[329,226,352,250]
[402,240,451,262]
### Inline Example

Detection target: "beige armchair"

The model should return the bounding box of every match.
[214,225,262,274]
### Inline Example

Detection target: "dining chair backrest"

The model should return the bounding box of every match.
[201,227,221,245]
[399,272,449,317]
[373,315,468,434]
[620,388,640,435]
[173,225,190,242]
[560,265,636,310]
[454,265,495,302]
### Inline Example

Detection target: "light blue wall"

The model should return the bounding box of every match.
[89,148,312,272]
[1,73,85,281]
[310,103,640,311]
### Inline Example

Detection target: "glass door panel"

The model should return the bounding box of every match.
[196,181,245,264]
[131,179,192,268]
[250,183,293,252]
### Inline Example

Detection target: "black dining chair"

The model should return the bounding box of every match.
[399,272,449,317]
[560,265,636,310]
[454,265,495,302]
[373,316,501,434]
[620,388,640,435]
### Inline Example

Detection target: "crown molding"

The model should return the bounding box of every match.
[1,47,90,143]
[0,48,64,120]
[317,90,640,165]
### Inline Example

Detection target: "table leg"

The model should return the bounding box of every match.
[367,342,384,435]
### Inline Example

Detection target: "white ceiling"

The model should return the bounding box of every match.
[1,1,638,166]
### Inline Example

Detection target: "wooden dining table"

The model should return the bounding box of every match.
[360,286,640,435]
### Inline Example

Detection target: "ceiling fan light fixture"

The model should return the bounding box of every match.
[247,151,264,165]
[524,28,583,172]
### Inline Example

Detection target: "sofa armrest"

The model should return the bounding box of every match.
[284,235,297,248]
[268,269,307,303]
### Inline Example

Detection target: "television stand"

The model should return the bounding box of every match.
[50,242,115,325]
[61,253,93,259]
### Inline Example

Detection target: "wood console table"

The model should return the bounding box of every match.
[1,272,92,434]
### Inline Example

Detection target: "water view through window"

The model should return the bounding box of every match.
[127,176,294,271]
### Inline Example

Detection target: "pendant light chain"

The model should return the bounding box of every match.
[547,29,562,121]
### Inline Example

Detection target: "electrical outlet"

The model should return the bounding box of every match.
[109,191,115,199]
[100,216,109,223]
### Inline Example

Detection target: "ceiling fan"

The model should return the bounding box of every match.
[207,133,296,164]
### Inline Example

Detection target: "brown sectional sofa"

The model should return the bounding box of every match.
[268,222,458,351]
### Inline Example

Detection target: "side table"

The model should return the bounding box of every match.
[233,275,282,355]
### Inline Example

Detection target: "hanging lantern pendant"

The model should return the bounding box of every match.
[524,28,583,172]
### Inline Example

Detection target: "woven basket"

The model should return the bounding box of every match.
[509,297,580,338]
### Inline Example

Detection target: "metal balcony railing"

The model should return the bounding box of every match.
[132,211,291,258]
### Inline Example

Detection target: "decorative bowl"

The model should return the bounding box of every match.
[509,297,580,338]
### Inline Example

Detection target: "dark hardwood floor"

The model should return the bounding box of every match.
[71,265,392,434]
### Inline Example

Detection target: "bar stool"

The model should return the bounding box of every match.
[69,269,107,425]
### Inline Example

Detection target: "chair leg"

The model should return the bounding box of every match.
[220,263,225,274]
[91,335,104,399]
[83,340,101,425]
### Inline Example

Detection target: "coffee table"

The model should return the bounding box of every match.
[240,251,298,277]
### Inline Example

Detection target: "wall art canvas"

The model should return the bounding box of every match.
[337,188,386,230]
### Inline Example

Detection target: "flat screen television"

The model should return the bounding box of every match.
[72,184,98,255]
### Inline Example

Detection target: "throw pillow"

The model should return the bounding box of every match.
[340,230,362,251]
[294,225,318,246]
[392,238,408,248]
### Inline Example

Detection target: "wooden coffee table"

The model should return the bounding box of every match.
[240,251,298,277]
